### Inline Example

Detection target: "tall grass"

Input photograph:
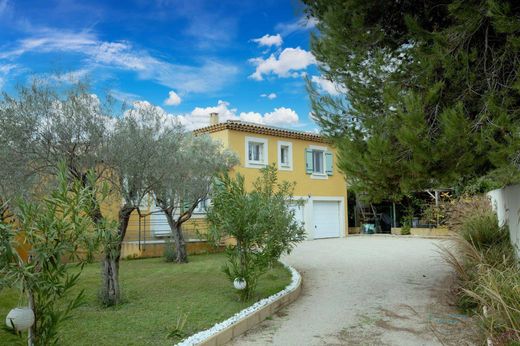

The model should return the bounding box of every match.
[441,196,520,345]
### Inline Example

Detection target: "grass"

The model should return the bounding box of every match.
[441,196,520,345]
[0,253,291,345]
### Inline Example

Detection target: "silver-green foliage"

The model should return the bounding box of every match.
[0,81,112,206]
[99,102,180,305]
[153,133,238,263]
[207,165,305,301]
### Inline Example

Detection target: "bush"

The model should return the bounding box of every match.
[459,211,509,251]
[400,204,413,235]
[441,196,519,343]
[207,165,305,301]
[164,238,177,263]
[0,165,112,345]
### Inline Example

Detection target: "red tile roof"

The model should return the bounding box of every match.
[193,120,325,143]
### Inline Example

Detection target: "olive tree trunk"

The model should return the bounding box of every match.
[100,206,133,306]
[165,212,188,264]
[101,254,119,306]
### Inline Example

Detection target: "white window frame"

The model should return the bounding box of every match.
[277,141,293,171]
[309,145,328,179]
[245,136,268,168]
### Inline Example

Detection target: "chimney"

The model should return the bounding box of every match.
[209,112,219,126]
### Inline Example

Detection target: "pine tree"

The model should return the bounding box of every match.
[304,0,520,201]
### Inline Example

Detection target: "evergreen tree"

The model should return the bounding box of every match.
[304,0,520,201]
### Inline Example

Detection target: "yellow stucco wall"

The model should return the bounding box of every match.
[223,129,346,198]
[204,128,349,237]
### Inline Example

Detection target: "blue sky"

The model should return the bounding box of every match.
[0,0,340,131]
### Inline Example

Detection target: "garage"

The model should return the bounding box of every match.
[312,200,341,239]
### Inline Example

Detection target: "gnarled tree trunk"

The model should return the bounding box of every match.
[101,253,119,306]
[101,206,133,306]
[165,212,188,263]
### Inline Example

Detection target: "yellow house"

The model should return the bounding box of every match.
[121,113,348,257]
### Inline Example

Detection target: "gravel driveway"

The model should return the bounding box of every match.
[229,236,479,346]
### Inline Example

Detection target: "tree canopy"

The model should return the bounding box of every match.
[304,0,520,201]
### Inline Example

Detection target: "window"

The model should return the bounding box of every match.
[281,146,289,164]
[312,150,324,174]
[248,142,264,162]
[245,137,268,168]
[277,141,293,170]
[306,146,333,178]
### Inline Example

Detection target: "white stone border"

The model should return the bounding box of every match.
[176,261,301,346]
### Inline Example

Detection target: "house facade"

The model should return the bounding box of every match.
[192,115,348,240]
[121,114,348,257]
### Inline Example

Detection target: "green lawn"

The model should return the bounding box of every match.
[0,253,291,345]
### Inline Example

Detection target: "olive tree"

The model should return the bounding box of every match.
[207,165,306,301]
[0,81,115,269]
[101,101,180,304]
[153,134,238,263]
[0,81,129,306]
[0,81,112,206]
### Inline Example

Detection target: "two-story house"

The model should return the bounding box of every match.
[191,113,348,240]
[121,113,348,258]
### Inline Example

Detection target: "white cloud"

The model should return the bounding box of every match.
[0,30,98,59]
[252,34,282,47]
[174,100,300,130]
[262,107,299,126]
[238,111,264,124]
[249,47,315,81]
[0,29,239,94]
[110,89,141,103]
[311,75,346,96]
[164,90,181,106]
[275,16,317,36]
[260,93,277,100]
[40,68,91,84]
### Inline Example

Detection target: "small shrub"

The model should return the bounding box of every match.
[207,165,305,301]
[164,238,177,263]
[459,211,508,251]
[401,224,411,235]
[445,195,491,231]
[400,203,414,235]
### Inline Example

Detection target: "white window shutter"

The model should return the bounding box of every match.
[305,149,313,174]
[325,151,333,175]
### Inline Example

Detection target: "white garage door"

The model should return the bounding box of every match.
[313,201,341,239]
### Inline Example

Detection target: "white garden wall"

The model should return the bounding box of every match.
[487,184,520,258]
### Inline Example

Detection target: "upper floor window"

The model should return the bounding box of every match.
[312,150,324,174]
[249,142,264,161]
[277,141,293,171]
[245,136,268,168]
[306,146,334,178]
